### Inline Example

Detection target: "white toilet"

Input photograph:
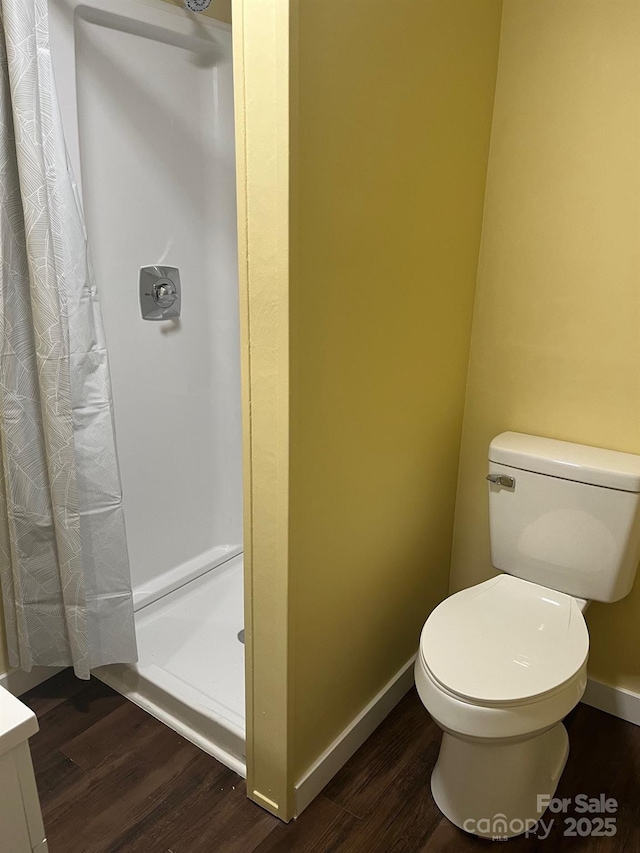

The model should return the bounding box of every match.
[415,432,640,840]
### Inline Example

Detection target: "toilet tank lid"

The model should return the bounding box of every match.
[489,432,640,493]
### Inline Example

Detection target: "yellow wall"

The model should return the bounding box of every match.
[233,0,293,819]
[289,0,503,780]
[451,0,640,694]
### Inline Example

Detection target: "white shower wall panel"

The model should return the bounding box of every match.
[49,0,242,596]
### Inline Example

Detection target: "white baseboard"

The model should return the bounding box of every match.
[294,653,417,817]
[0,666,65,698]
[582,677,640,727]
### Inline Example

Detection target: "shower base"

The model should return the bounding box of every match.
[94,554,245,776]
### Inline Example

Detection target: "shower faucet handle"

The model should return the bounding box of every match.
[140,266,181,321]
[153,281,178,308]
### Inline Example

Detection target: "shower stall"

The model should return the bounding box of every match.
[49,0,245,773]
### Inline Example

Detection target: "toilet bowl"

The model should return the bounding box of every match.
[415,432,640,840]
[415,574,589,838]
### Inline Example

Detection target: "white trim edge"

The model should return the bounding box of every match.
[582,677,640,727]
[294,653,417,817]
[0,666,64,697]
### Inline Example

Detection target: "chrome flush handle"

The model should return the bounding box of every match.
[486,474,516,489]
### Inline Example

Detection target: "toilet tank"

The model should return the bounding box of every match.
[488,432,640,602]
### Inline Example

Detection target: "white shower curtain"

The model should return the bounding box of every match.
[0,0,136,678]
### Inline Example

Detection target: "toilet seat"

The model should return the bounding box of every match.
[415,652,587,741]
[420,575,589,706]
[420,657,583,709]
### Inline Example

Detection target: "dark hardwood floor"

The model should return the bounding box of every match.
[21,671,640,852]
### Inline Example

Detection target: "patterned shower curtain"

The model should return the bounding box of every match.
[0,0,136,678]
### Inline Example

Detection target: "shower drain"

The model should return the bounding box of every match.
[237,629,245,644]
